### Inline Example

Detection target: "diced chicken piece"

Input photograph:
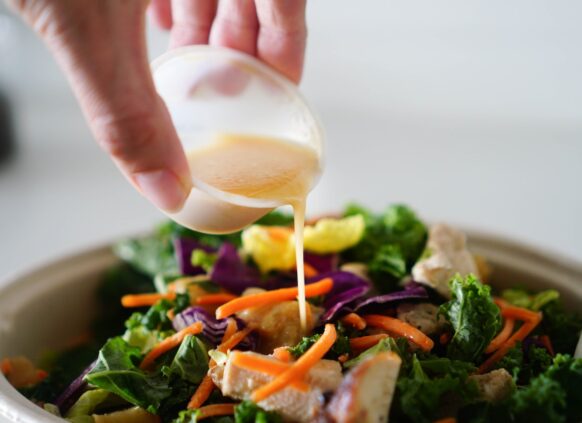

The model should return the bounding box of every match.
[93,406,161,423]
[326,352,401,423]
[396,302,446,336]
[412,224,479,298]
[237,299,322,353]
[340,263,370,281]
[468,369,514,403]
[212,351,342,422]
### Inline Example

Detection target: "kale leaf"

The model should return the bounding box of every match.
[288,324,350,359]
[343,204,427,291]
[440,274,501,362]
[392,355,478,423]
[234,401,283,423]
[540,301,582,354]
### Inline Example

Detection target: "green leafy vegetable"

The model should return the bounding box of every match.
[254,210,294,227]
[234,401,283,423]
[85,338,171,413]
[494,343,523,381]
[501,288,559,311]
[440,274,501,362]
[393,355,478,423]
[343,204,427,291]
[288,324,350,359]
[191,250,218,273]
[508,354,582,422]
[343,337,409,369]
[172,409,200,423]
[162,335,208,385]
[65,389,127,420]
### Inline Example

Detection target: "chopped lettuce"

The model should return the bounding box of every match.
[161,335,208,385]
[84,338,171,413]
[440,274,501,362]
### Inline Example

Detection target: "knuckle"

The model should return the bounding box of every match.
[93,112,159,165]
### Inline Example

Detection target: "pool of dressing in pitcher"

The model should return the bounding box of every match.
[186,133,321,329]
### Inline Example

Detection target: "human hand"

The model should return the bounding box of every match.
[8,0,307,213]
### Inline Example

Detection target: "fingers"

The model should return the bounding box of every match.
[254,0,307,83]
[209,0,258,56]
[31,0,192,212]
[149,0,173,30]
[169,0,217,48]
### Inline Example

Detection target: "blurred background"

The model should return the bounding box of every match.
[0,0,581,278]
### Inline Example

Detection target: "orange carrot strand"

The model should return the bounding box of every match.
[251,324,337,402]
[501,305,541,323]
[222,318,238,344]
[217,327,253,353]
[231,352,309,391]
[303,263,319,278]
[341,313,367,330]
[216,278,333,319]
[363,315,434,352]
[272,347,293,363]
[349,334,388,351]
[197,403,236,420]
[479,312,542,373]
[539,335,555,356]
[485,318,515,354]
[121,292,176,308]
[187,375,215,409]
[140,322,203,369]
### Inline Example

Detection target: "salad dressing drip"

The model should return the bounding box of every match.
[186,134,321,330]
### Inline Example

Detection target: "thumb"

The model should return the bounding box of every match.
[17,0,191,212]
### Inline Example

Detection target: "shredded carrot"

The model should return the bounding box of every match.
[493,297,510,309]
[341,313,367,330]
[267,226,293,241]
[222,318,238,343]
[501,305,541,323]
[272,347,293,362]
[251,324,337,402]
[121,292,176,308]
[197,403,236,420]
[364,315,434,352]
[349,334,388,351]
[217,327,253,353]
[439,332,452,345]
[167,309,175,321]
[187,375,216,409]
[1,359,12,375]
[231,352,309,391]
[36,370,48,382]
[303,263,319,278]
[216,278,333,319]
[479,313,542,373]
[140,322,203,369]
[337,354,349,363]
[539,335,555,356]
[433,418,457,423]
[485,318,515,354]
[196,293,238,306]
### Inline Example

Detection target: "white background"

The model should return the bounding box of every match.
[1,0,581,280]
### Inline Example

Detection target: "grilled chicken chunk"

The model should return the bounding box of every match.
[326,352,402,423]
[396,302,446,336]
[412,224,479,298]
[468,368,514,403]
[211,351,342,422]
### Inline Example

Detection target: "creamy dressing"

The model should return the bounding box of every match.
[186,134,321,330]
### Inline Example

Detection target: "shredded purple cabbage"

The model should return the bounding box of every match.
[173,237,214,276]
[173,306,256,350]
[304,253,339,274]
[55,360,96,414]
[322,285,370,321]
[210,243,262,295]
[354,284,428,312]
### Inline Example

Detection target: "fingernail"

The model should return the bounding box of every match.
[134,169,188,213]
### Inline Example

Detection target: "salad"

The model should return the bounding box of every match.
[2,204,582,423]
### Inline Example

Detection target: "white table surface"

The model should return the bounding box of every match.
[1,0,581,282]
